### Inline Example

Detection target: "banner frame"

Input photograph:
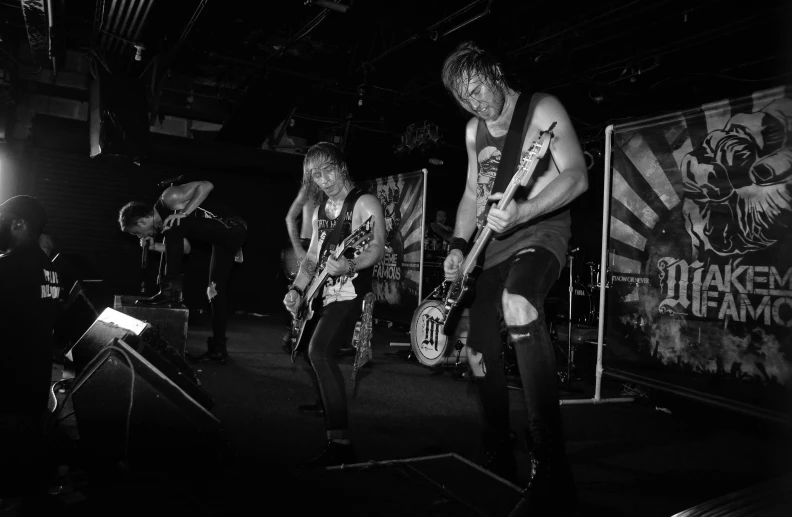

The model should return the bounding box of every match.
[568,110,792,425]
[418,167,428,303]
[562,124,635,407]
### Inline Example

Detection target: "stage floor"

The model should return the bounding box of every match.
[46,312,792,517]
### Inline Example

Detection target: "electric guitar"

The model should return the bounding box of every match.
[289,216,374,363]
[442,122,557,335]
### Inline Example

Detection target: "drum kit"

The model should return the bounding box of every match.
[566,256,611,326]
[409,294,471,368]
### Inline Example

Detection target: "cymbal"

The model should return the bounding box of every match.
[430,222,453,241]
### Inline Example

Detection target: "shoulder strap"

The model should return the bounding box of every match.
[320,187,363,258]
[490,92,542,195]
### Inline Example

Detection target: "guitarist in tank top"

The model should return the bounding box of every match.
[441,41,588,517]
[283,142,385,468]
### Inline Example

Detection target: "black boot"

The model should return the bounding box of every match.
[188,336,229,365]
[508,441,576,517]
[137,275,183,306]
[479,431,518,483]
[302,441,357,469]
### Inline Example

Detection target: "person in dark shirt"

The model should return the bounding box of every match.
[0,195,62,505]
[118,181,247,365]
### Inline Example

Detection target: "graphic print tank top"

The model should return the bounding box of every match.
[474,93,571,270]
[316,189,373,306]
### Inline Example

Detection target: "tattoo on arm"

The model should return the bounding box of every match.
[299,258,317,278]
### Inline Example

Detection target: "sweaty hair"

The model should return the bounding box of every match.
[118,201,154,230]
[441,41,519,106]
[302,142,353,205]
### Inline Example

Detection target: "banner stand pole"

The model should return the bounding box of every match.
[418,168,428,304]
[561,124,634,407]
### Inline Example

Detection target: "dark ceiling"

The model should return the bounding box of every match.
[1,0,791,166]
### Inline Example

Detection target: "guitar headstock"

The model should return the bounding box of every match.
[339,215,374,256]
[514,122,558,187]
[353,235,373,256]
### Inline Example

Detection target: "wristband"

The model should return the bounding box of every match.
[447,237,469,255]
[288,285,304,297]
[347,258,356,277]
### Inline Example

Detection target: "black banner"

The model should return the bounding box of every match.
[606,86,792,414]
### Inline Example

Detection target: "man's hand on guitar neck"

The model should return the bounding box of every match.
[486,192,531,234]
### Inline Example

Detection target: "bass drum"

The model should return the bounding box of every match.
[410,299,470,367]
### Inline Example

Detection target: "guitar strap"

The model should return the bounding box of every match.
[319,187,364,261]
[484,92,542,217]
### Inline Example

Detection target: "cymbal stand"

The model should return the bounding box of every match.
[155,243,166,288]
[567,253,574,386]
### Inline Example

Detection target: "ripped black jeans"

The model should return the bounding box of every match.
[466,246,565,450]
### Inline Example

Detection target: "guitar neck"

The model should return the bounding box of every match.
[459,141,547,276]
[459,180,523,276]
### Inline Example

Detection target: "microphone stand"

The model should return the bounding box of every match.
[140,242,149,294]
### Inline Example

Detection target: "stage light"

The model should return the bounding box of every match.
[133,44,145,62]
[394,121,442,156]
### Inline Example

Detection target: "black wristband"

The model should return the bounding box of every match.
[288,285,304,297]
[447,237,469,255]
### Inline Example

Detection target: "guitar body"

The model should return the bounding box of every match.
[442,269,478,335]
[290,298,317,362]
[287,216,375,364]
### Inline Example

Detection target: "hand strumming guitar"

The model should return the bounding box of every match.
[444,250,463,281]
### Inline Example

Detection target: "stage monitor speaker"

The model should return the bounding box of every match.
[70,337,223,473]
[68,308,213,410]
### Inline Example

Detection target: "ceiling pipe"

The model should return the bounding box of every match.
[266,0,348,64]
[359,0,491,71]
[306,0,350,14]
[441,0,493,38]
[507,0,647,56]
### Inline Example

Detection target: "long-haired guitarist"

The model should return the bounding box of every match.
[441,41,588,517]
[282,142,385,468]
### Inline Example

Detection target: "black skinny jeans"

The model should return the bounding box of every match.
[163,216,246,339]
[466,246,565,450]
[306,298,361,435]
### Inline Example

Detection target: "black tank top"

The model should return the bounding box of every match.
[473,92,571,270]
[316,188,372,305]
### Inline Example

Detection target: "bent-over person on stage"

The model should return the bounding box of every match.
[118,181,247,365]
[283,142,385,467]
[441,41,588,516]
